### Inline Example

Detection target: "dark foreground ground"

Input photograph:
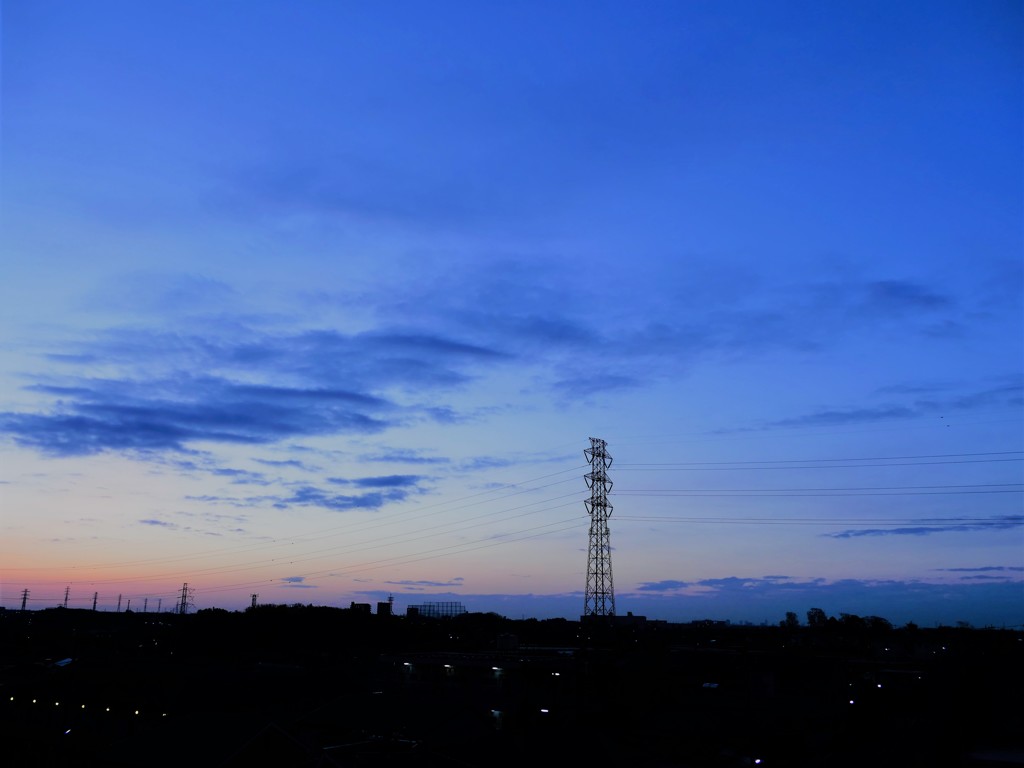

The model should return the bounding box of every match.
[1,606,1021,767]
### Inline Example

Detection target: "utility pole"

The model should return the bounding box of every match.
[143,598,148,613]
[251,593,258,609]
[157,598,162,613]
[126,599,131,612]
[117,594,122,613]
[63,586,70,609]
[92,592,98,611]
[21,589,29,611]
[583,437,616,618]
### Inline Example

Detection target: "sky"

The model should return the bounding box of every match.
[1,1,1021,627]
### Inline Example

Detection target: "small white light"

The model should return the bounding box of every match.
[64,729,71,735]
[540,708,549,713]
[81,704,86,709]
[134,710,139,715]
[849,700,855,704]
[755,760,762,765]
[876,684,882,689]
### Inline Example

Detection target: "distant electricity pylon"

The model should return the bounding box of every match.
[177,582,194,615]
[20,589,29,611]
[583,437,615,617]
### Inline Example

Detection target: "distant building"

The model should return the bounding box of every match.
[377,601,392,616]
[349,602,371,615]
[580,611,648,627]
[406,601,467,619]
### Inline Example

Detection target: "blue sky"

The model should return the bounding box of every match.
[1,1,1021,626]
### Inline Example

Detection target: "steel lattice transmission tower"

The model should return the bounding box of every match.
[583,437,615,617]
[177,582,194,615]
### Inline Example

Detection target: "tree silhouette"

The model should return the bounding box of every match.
[806,607,827,628]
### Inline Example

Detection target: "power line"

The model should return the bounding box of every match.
[616,483,1020,492]
[13,494,589,588]
[614,515,1020,526]
[617,458,1022,471]
[8,509,593,607]
[156,515,592,599]
[616,451,1021,466]
[0,466,588,573]
[613,489,1021,498]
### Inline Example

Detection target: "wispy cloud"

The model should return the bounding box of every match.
[209,467,268,485]
[770,406,917,428]
[327,474,428,489]
[1,320,515,459]
[385,577,465,588]
[83,272,239,316]
[360,449,451,465]
[253,457,318,471]
[183,485,420,512]
[768,379,1023,430]
[3,376,393,456]
[2,260,1013,466]
[862,280,952,313]
[552,373,642,397]
[825,516,1023,539]
[937,566,1024,573]
[139,518,177,528]
[274,485,416,512]
[636,579,691,592]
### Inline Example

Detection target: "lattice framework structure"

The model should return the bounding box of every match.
[583,437,615,617]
